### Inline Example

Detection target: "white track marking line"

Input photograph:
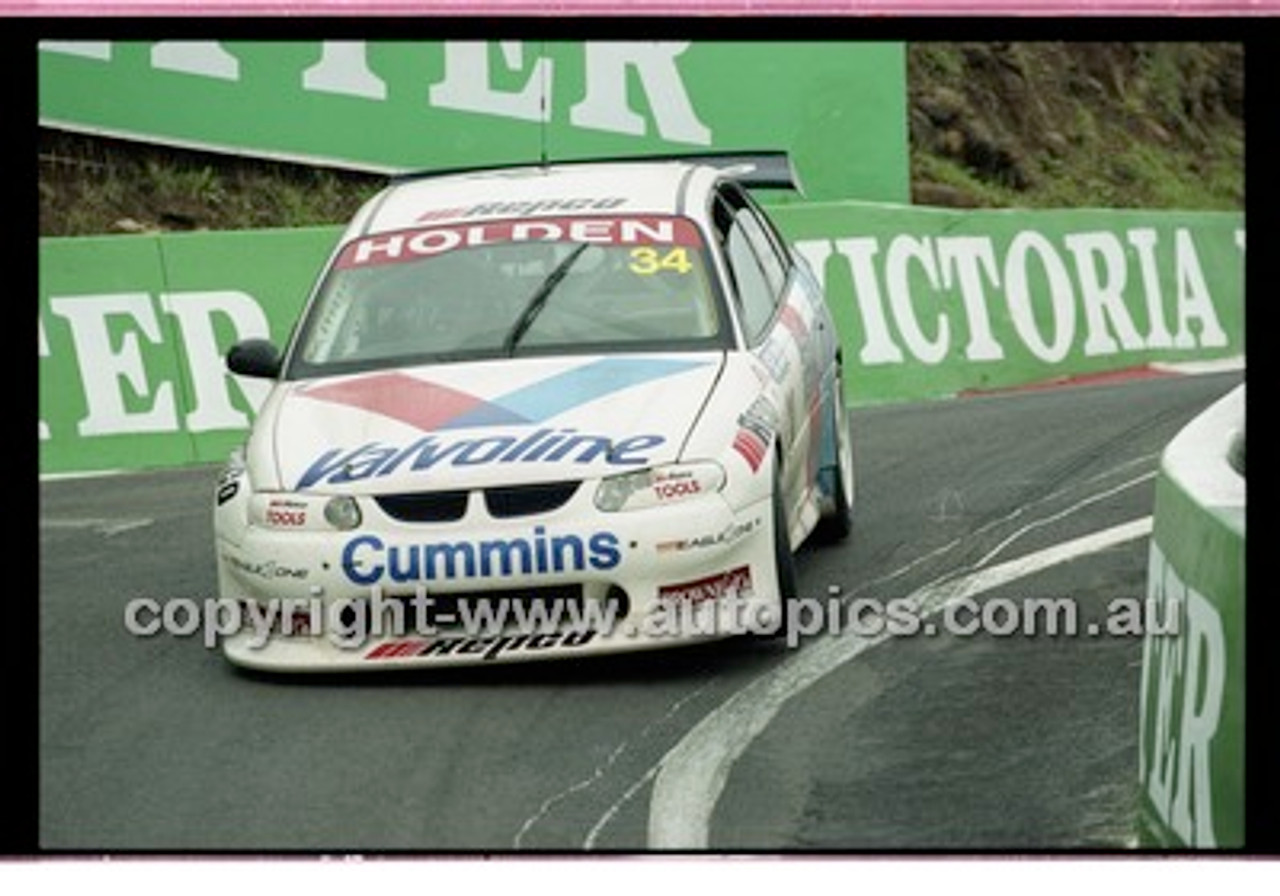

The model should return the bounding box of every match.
[918,460,1159,596]
[1083,453,1159,486]
[512,682,712,849]
[583,537,976,849]
[589,453,1157,848]
[39,468,134,482]
[973,471,1155,568]
[1150,357,1244,376]
[832,456,1150,609]
[582,764,660,849]
[39,516,154,537]
[513,741,630,849]
[905,453,1159,588]
[647,516,1153,849]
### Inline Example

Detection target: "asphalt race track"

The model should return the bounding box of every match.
[39,371,1242,852]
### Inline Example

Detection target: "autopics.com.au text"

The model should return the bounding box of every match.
[122,585,1180,652]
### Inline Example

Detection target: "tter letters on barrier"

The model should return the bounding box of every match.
[38,40,909,204]
[1138,387,1245,849]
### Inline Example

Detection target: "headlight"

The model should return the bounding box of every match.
[594,462,725,512]
[323,495,363,530]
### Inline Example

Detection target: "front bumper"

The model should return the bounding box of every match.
[216,486,779,671]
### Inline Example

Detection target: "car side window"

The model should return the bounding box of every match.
[734,196,791,297]
[715,194,779,345]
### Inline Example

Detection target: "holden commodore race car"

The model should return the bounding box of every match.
[214,152,854,670]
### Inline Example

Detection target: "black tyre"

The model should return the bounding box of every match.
[814,372,854,543]
[768,460,799,636]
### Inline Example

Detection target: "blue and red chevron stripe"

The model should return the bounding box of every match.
[298,357,707,432]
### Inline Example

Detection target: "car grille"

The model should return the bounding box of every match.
[374,481,580,523]
[387,584,586,630]
[374,490,469,523]
[484,481,580,518]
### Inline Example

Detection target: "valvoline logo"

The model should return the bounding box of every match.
[294,358,704,489]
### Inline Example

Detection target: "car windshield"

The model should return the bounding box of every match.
[286,214,726,378]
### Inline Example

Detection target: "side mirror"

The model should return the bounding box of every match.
[226,338,282,379]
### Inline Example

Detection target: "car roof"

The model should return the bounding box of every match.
[343,153,799,239]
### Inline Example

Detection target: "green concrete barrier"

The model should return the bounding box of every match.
[774,203,1243,403]
[1138,384,1245,848]
[39,203,1244,476]
[39,40,909,204]
[39,227,337,473]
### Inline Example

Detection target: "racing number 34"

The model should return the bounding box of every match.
[629,247,693,276]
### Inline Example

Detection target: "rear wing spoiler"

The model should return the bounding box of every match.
[390,151,804,196]
[678,151,804,194]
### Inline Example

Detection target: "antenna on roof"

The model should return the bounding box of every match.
[538,41,549,168]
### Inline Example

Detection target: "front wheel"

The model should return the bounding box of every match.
[758,458,799,640]
[814,372,855,543]
[771,460,799,604]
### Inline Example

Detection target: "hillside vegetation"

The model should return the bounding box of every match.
[37,41,1243,237]
[907,42,1242,210]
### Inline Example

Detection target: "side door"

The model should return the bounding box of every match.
[713,183,825,522]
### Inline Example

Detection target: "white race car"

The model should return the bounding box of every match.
[215,152,854,670]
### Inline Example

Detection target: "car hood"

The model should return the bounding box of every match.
[266,353,725,494]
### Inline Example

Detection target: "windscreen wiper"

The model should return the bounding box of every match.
[503,243,589,356]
